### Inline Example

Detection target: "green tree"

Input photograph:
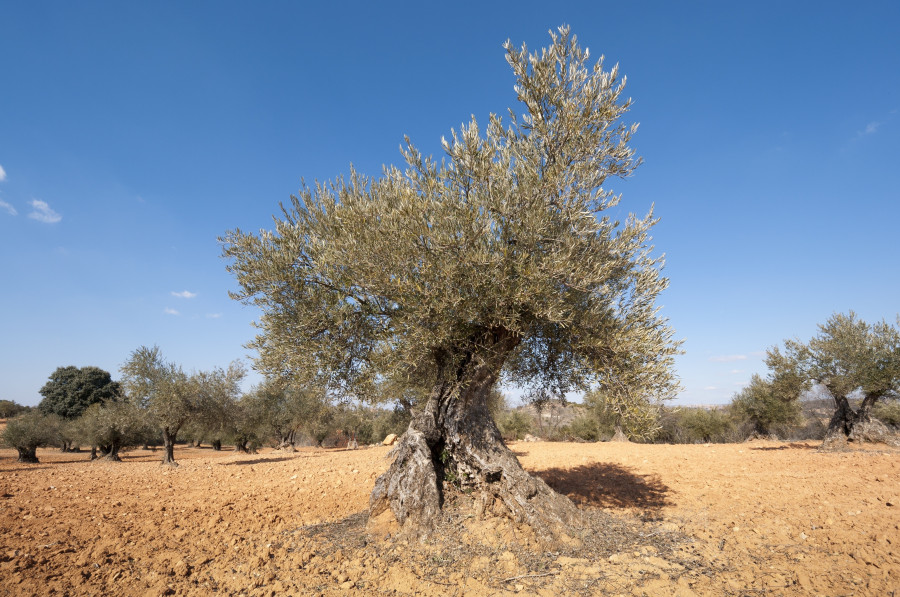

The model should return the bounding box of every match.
[1,411,61,463]
[120,346,245,465]
[496,409,534,440]
[730,373,801,437]
[584,380,667,442]
[770,312,900,448]
[0,400,29,419]
[76,401,151,461]
[38,366,120,450]
[222,28,680,538]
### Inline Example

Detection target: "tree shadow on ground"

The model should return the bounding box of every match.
[0,466,54,474]
[533,463,674,512]
[749,442,818,451]
[220,456,298,466]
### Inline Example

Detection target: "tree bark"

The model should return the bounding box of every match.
[211,439,222,451]
[102,439,122,462]
[161,427,178,466]
[370,331,581,541]
[821,393,888,450]
[16,446,39,463]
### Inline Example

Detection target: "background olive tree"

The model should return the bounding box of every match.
[767,312,900,449]
[1,410,61,463]
[120,346,245,465]
[222,27,680,538]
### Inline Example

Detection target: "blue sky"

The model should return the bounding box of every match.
[2,1,898,407]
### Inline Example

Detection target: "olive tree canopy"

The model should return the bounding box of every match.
[222,28,680,539]
[771,311,900,448]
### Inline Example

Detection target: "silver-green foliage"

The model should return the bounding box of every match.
[773,312,900,424]
[222,27,680,408]
[730,373,802,436]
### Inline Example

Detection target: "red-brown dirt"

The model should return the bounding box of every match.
[1,439,897,596]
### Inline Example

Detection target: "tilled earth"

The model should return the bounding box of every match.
[0,438,898,596]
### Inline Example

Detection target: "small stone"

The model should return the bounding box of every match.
[382,434,398,446]
[340,581,354,590]
[886,497,897,507]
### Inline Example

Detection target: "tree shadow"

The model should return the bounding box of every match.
[533,463,674,511]
[0,465,53,473]
[220,456,298,466]
[749,442,818,451]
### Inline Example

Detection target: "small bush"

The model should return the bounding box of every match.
[496,409,533,440]
[655,407,738,444]
[562,416,601,441]
[872,399,900,428]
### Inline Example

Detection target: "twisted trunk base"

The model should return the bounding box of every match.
[16,447,39,463]
[370,343,580,542]
[820,394,899,451]
[161,428,178,466]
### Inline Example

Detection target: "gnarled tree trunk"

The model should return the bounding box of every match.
[102,439,123,462]
[370,332,581,541]
[16,446,39,463]
[161,427,178,466]
[821,393,892,450]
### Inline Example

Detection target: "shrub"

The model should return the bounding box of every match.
[562,415,601,441]
[730,374,801,437]
[496,409,533,440]
[655,407,738,444]
[872,399,900,428]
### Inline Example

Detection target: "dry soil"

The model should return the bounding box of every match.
[1,438,898,596]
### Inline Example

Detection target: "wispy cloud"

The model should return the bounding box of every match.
[0,164,6,182]
[206,313,222,319]
[709,354,747,363]
[164,308,180,316]
[729,369,744,374]
[703,386,718,391]
[860,121,882,136]
[171,290,197,299]
[0,199,16,216]
[27,199,62,223]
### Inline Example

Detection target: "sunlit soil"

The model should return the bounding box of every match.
[0,439,897,595]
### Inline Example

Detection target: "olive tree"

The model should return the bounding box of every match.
[730,373,802,437]
[771,312,900,448]
[222,28,679,539]
[1,411,61,463]
[76,400,151,461]
[120,346,245,465]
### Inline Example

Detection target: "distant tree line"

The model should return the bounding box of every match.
[0,346,411,464]
[3,311,898,462]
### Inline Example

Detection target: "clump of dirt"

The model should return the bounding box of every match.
[1,439,898,596]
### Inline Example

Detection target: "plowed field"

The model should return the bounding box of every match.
[1,439,897,595]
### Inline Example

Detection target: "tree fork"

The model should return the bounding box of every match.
[370,334,581,540]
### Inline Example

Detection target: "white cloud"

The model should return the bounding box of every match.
[206,313,222,319]
[863,121,881,135]
[703,386,718,391]
[729,369,744,374]
[708,354,747,363]
[0,199,16,216]
[0,164,6,182]
[164,308,180,316]
[27,199,62,223]
[171,290,197,299]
